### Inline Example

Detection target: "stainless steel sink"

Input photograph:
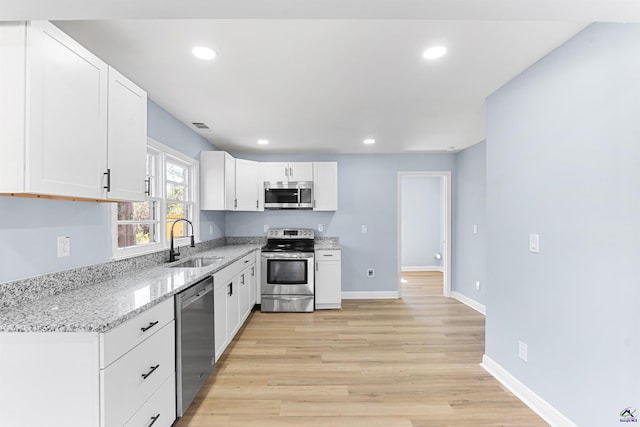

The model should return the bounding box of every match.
[169,256,223,268]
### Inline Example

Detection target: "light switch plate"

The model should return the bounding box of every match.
[518,340,528,362]
[318,224,323,232]
[361,225,367,234]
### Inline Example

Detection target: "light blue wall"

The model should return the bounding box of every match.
[227,153,456,293]
[0,197,111,283]
[0,99,224,284]
[400,176,442,268]
[485,23,640,426]
[453,141,486,305]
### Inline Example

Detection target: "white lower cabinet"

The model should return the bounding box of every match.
[0,298,176,427]
[124,373,176,427]
[315,249,342,309]
[213,251,257,361]
[101,321,175,427]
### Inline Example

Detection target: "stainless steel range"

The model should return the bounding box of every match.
[261,228,315,312]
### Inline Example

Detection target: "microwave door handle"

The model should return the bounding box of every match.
[297,189,301,207]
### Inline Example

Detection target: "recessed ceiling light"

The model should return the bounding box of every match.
[257,139,269,145]
[192,46,216,60]
[363,139,375,145]
[422,46,447,60]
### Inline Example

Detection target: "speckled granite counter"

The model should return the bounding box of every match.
[315,237,340,250]
[0,244,261,333]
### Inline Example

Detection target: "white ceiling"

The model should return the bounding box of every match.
[5,1,640,153]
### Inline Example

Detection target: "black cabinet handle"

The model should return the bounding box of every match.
[145,178,151,196]
[140,321,159,332]
[148,414,160,426]
[103,169,111,192]
[141,364,160,380]
[228,283,233,296]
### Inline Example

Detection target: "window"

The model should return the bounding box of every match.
[113,139,198,258]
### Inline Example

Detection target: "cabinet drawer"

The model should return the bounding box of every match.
[316,249,341,260]
[101,321,175,427]
[124,372,176,427]
[101,298,174,368]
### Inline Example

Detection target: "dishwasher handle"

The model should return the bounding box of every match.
[180,282,213,309]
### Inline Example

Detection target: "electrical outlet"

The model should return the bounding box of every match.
[518,341,528,362]
[475,281,480,291]
[318,224,323,232]
[367,268,375,277]
[209,225,213,235]
[264,224,269,233]
[473,224,478,234]
[361,225,367,234]
[57,236,70,258]
[529,234,540,253]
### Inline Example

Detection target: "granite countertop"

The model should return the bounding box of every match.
[0,244,261,333]
[314,240,341,250]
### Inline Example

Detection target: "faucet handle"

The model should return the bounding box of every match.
[174,246,181,257]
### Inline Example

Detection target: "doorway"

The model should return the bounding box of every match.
[397,171,451,298]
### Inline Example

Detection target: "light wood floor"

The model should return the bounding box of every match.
[176,272,546,426]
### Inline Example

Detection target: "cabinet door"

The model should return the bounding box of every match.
[315,250,342,309]
[238,268,251,321]
[224,153,236,210]
[27,21,108,199]
[289,162,313,182]
[106,66,147,201]
[226,277,240,339]
[262,162,289,182]
[313,162,338,211]
[249,263,257,307]
[235,159,260,211]
[213,282,228,360]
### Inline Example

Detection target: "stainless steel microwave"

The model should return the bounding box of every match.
[264,182,313,209]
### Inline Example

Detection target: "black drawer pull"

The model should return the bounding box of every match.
[140,321,159,332]
[148,413,160,426]
[141,364,160,380]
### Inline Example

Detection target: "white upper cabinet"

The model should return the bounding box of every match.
[235,158,261,211]
[200,152,262,211]
[0,21,107,199]
[263,162,313,182]
[0,21,147,202]
[200,151,235,210]
[106,67,148,202]
[312,162,338,211]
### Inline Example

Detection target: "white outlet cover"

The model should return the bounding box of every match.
[264,224,269,232]
[361,225,367,234]
[475,281,480,291]
[473,224,478,234]
[57,236,70,258]
[529,234,540,253]
[318,224,323,232]
[518,341,528,362]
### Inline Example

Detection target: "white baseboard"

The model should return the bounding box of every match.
[401,266,444,272]
[341,291,399,299]
[481,355,578,427]
[451,291,486,315]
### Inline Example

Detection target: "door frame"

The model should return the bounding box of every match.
[397,171,452,298]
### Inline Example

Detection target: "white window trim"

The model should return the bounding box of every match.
[112,137,200,260]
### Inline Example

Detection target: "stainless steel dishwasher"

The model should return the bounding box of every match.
[175,276,215,417]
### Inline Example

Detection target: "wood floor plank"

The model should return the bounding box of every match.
[175,272,547,427]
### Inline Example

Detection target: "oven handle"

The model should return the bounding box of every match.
[261,252,315,260]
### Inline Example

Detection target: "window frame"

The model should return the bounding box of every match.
[112,138,199,259]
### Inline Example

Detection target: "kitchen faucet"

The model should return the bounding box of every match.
[168,218,195,262]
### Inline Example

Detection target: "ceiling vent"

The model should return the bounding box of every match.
[191,122,211,131]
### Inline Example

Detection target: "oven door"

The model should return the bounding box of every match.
[261,252,314,296]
